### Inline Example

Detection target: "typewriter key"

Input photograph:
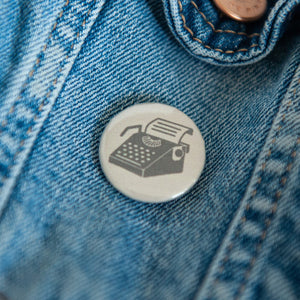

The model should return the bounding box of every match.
[99,103,205,203]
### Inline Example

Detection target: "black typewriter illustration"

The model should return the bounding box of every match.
[109,118,193,177]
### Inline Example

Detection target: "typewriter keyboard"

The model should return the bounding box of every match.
[116,142,156,164]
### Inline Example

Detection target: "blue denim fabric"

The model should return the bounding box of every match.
[163,0,300,65]
[0,0,299,299]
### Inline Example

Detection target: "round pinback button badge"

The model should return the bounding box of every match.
[99,103,205,203]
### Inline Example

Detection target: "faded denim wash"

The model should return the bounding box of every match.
[0,0,299,299]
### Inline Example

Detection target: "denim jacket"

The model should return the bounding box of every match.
[0,0,299,299]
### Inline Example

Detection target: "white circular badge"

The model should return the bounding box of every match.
[99,103,205,203]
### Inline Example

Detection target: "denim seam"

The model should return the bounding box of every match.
[0,0,104,217]
[0,0,87,164]
[233,106,300,299]
[191,58,300,299]
[0,0,69,129]
[190,1,260,38]
[205,69,300,299]
[178,0,259,54]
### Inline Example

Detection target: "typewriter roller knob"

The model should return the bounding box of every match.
[175,149,183,158]
[172,147,185,161]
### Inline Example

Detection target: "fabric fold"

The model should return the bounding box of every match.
[163,0,300,65]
